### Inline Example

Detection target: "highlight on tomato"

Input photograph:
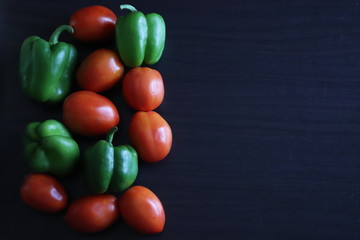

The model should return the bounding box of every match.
[69,5,117,42]
[119,186,165,234]
[122,67,164,111]
[129,111,172,162]
[20,174,67,213]
[77,49,124,92]
[64,194,119,233]
[63,91,120,136]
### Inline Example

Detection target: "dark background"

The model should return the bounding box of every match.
[1,0,360,239]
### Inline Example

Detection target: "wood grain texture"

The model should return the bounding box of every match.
[1,0,360,239]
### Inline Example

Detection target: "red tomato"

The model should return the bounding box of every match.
[119,186,165,234]
[69,5,117,42]
[20,174,67,213]
[64,194,119,233]
[77,49,124,92]
[63,91,120,136]
[122,67,164,111]
[129,111,172,162]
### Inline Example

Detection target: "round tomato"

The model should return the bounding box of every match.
[77,49,124,92]
[69,5,117,42]
[119,186,165,234]
[129,111,172,162]
[64,194,119,233]
[63,91,120,136]
[20,174,67,213]
[122,67,164,111]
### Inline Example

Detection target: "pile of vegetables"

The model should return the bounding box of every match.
[19,4,171,234]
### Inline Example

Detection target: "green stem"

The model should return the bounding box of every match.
[49,25,73,45]
[106,127,118,144]
[120,4,137,12]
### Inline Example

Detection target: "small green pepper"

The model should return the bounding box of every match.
[85,127,138,193]
[23,119,80,176]
[19,25,77,104]
[115,4,166,67]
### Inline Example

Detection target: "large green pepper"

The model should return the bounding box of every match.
[85,127,138,193]
[23,119,80,176]
[115,4,166,67]
[19,25,77,104]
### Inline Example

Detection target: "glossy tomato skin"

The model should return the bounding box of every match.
[122,67,164,111]
[20,174,67,213]
[119,186,165,234]
[70,5,117,42]
[64,194,119,233]
[129,111,172,162]
[77,49,124,92]
[63,91,120,136]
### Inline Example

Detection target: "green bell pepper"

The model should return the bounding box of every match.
[19,25,77,104]
[23,119,80,176]
[115,4,166,67]
[85,127,138,193]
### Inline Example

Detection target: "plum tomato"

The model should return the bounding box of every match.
[63,91,120,136]
[69,5,117,42]
[122,67,164,111]
[64,194,119,233]
[119,186,165,234]
[76,49,124,92]
[129,111,172,162]
[20,174,67,213]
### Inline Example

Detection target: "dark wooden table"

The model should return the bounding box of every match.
[1,0,360,239]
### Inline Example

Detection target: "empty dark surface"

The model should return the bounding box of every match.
[1,0,360,239]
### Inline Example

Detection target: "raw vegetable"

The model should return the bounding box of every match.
[129,111,172,162]
[70,5,117,42]
[63,91,120,136]
[64,194,119,232]
[76,49,124,92]
[115,4,166,67]
[23,119,80,176]
[119,185,165,234]
[85,127,138,193]
[20,174,67,213]
[19,25,77,103]
[122,67,164,111]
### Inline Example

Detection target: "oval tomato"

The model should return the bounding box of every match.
[77,49,124,92]
[122,67,164,111]
[64,194,119,233]
[63,91,119,136]
[119,186,165,234]
[20,174,67,213]
[129,111,172,162]
[69,5,117,42]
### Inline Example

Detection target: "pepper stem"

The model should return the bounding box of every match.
[106,127,118,144]
[120,4,137,12]
[49,25,74,45]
